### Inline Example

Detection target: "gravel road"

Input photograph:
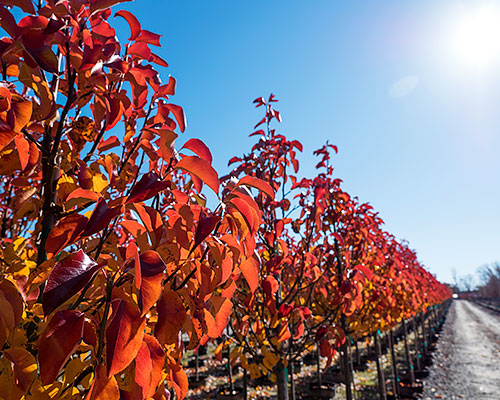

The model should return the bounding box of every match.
[421,300,500,400]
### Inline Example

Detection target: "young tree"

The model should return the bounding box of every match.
[0,1,261,398]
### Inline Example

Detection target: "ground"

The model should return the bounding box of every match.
[421,300,500,400]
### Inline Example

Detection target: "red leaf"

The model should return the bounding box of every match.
[278,303,293,318]
[46,214,88,258]
[181,138,213,163]
[86,364,119,400]
[128,41,151,60]
[38,310,84,385]
[176,156,219,193]
[136,29,162,46]
[106,297,145,377]
[90,0,132,15]
[355,265,374,281]
[165,103,186,132]
[239,256,259,293]
[157,76,176,97]
[193,212,219,250]
[43,250,101,315]
[151,52,169,68]
[138,251,166,316]
[126,171,169,204]
[237,176,275,198]
[82,197,122,237]
[154,289,186,345]
[115,10,141,41]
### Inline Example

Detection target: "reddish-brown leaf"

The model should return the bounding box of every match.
[181,138,212,163]
[38,310,84,385]
[0,0,36,14]
[46,214,88,258]
[154,289,186,345]
[193,212,219,250]
[176,156,219,193]
[106,298,146,377]
[138,251,166,316]
[43,250,101,315]
[126,171,169,204]
[82,197,122,237]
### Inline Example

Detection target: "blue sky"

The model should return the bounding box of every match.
[118,0,500,283]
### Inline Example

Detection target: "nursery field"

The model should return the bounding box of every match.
[0,1,474,400]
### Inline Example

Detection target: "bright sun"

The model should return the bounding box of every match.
[450,4,500,70]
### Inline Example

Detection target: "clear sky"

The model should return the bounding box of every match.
[119,0,500,283]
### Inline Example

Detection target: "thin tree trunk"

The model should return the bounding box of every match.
[342,317,353,400]
[276,361,289,400]
[228,346,234,394]
[388,329,399,399]
[412,318,422,371]
[374,332,387,400]
[243,368,248,400]
[316,344,322,386]
[290,360,296,400]
[402,319,415,385]
[355,340,361,365]
[195,350,199,381]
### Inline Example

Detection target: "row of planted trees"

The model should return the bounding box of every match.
[0,1,450,400]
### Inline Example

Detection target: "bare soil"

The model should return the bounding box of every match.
[421,300,500,400]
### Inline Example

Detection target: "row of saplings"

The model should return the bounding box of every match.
[184,300,451,400]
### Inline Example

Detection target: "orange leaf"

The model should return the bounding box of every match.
[176,155,219,193]
[134,334,165,398]
[4,347,37,392]
[165,103,185,132]
[13,134,29,170]
[86,364,119,400]
[154,289,186,345]
[239,256,259,293]
[38,310,84,385]
[167,364,188,400]
[106,298,146,377]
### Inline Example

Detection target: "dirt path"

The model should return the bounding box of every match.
[421,300,500,400]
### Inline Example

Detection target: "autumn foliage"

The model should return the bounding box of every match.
[0,1,450,400]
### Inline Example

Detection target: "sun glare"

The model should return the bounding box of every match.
[450,5,500,70]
